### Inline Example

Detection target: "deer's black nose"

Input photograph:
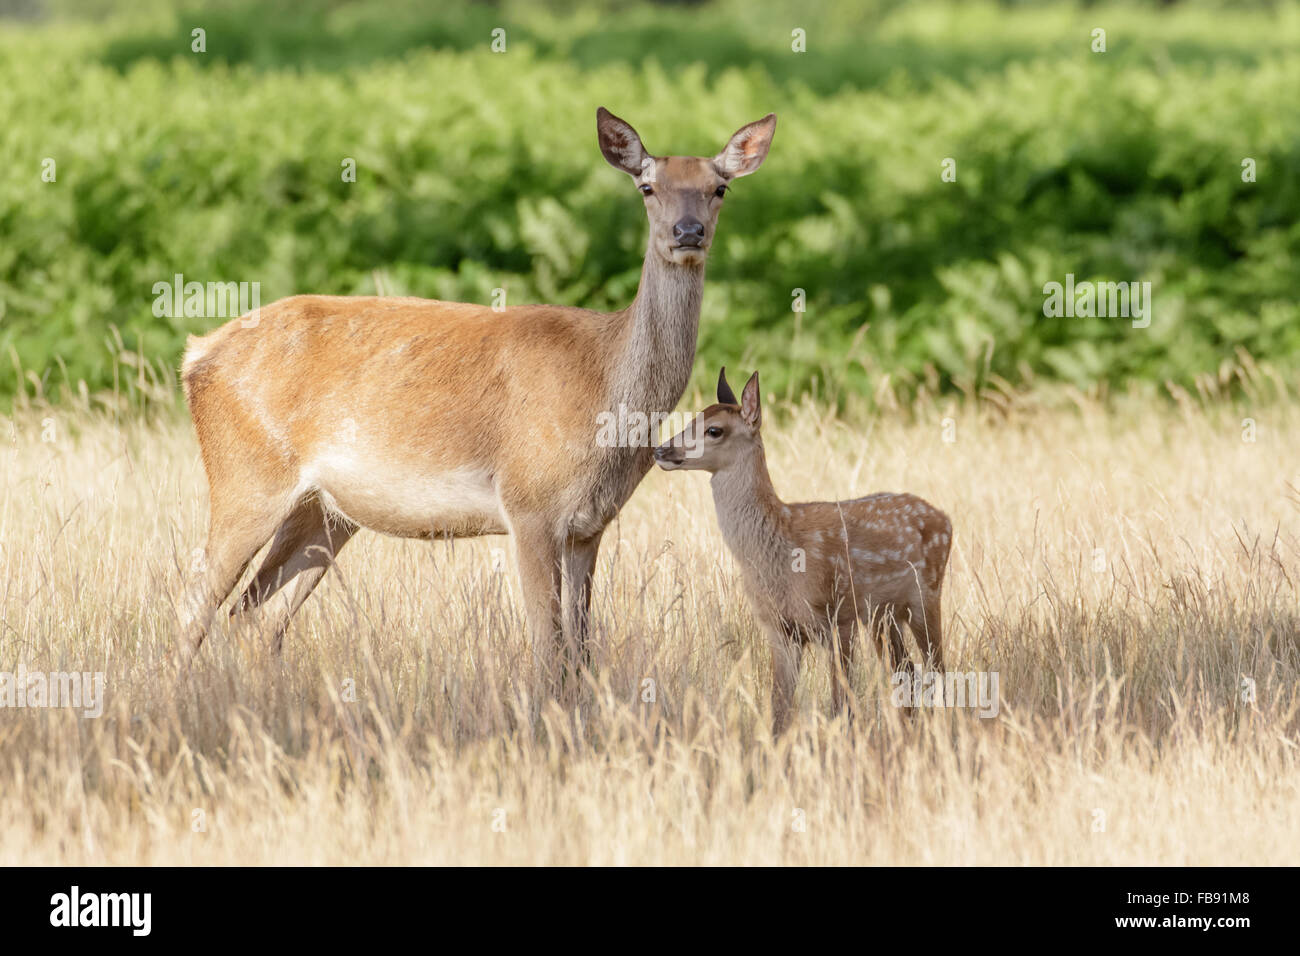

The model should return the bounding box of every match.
[672,218,705,246]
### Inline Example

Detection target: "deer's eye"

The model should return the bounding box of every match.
[714,185,727,198]
[705,426,724,439]
[639,184,654,196]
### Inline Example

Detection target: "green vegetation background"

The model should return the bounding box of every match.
[2,0,1297,407]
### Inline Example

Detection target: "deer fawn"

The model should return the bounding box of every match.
[654,368,952,734]
[177,108,776,694]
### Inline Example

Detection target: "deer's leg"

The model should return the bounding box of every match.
[863,606,887,662]
[907,590,944,674]
[511,517,566,700]
[769,631,802,736]
[865,605,912,676]
[230,497,357,655]
[866,606,916,718]
[562,530,603,673]
[177,489,298,668]
[830,617,857,717]
[884,609,913,677]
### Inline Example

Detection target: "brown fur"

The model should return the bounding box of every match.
[176,109,776,698]
[655,370,952,734]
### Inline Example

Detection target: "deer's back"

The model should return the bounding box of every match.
[789,492,952,606]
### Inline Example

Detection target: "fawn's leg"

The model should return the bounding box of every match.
[769,630,802,736]
[830,617,857,717]
[886,609,914,677]
[868,606,916,717]
[865,605,913,676]
[907,590,944,674]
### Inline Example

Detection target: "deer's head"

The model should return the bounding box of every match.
[598,108,776,267]
[655,367,762,472]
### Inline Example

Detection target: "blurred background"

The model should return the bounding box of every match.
[1,0,1297,409]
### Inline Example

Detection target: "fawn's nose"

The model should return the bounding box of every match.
[672,218,705,246]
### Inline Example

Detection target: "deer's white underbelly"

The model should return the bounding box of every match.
[305,452,506,538]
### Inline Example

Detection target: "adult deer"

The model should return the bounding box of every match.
[177,108,776,696]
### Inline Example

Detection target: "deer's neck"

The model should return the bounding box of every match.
[710,446,794,593]
[606,247,705,414]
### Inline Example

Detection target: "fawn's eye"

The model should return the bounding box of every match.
[714,185,727,198]
[705,426,724,439]
[639,184,654,196]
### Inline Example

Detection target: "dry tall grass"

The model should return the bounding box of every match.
[2,392,1298,864]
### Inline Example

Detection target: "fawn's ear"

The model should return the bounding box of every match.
[597,107,650,178]
[715,114,776,179]
[717,367,739,406]
[740,371,761,428]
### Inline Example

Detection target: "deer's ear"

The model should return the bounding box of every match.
[717,366,739,406]
[740,371,761,428]
[597,107,650,178]
[715,113,776,179]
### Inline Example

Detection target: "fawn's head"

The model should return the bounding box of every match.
[655,367,763,472]
[597,108,776,267]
